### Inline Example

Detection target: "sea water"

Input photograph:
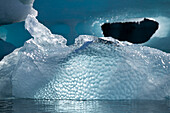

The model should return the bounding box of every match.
[0,99,169,113]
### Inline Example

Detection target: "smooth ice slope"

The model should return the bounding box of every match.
[0,15,169,100]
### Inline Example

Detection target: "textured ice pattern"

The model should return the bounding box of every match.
[35,44,170,100]
[0,15,169,100]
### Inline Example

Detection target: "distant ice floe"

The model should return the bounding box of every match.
[0,0,37,25]
[0,15,169,100]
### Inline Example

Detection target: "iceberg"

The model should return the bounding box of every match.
[0,0,37,25]
[0,15,169,100]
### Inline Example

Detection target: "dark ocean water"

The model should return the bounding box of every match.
[0,99,169,113]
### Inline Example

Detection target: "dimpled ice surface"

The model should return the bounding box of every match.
[0,15,169,100]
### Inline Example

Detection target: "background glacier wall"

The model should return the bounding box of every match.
[0,0,170,52]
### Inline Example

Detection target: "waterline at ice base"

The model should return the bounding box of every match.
[0,14,169,100]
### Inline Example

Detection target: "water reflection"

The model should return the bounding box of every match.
[0,99,169,113]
